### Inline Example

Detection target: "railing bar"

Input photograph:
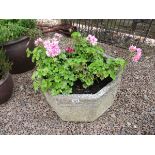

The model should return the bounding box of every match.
[144,19,153,42]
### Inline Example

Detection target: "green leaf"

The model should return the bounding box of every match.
[71,32,81,39]
[109,70,116,80]
[33,81,39,92]
[115,58,126,69]
[26,48,31,58]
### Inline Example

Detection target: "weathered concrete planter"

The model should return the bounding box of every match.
[45,69,122,122]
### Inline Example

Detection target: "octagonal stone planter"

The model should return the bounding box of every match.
[45,69,122,122]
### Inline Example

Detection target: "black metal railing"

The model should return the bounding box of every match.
[62,19,155,48]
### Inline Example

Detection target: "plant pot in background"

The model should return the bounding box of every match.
[0,73,14,104]
[0,37,35,74]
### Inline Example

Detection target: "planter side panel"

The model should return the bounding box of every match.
[45,75,121,122]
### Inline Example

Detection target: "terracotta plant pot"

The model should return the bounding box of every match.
[0,73,14,104]
[0,37,35,74]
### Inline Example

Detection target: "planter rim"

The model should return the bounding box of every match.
[0,36,29,47]
[46,69,122,100]
[0,72,10,86]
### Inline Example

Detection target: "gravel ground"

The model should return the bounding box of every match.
[0,38,155,135]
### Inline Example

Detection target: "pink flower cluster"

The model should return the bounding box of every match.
[34,33,63,58]
[86,34,98,46]
[129,45,137,52]
[44,40,61,57]
[34,38,43,46]
[129,45,142,62]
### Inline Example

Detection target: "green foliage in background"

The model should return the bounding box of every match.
[0,19,42,44]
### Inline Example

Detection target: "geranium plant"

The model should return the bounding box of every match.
[27,32,129,95]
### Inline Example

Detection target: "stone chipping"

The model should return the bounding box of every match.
[0,36,155,135]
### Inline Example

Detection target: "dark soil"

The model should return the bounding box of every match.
[72,77,113,94]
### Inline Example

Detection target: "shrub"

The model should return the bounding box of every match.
[0,19,41,44]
